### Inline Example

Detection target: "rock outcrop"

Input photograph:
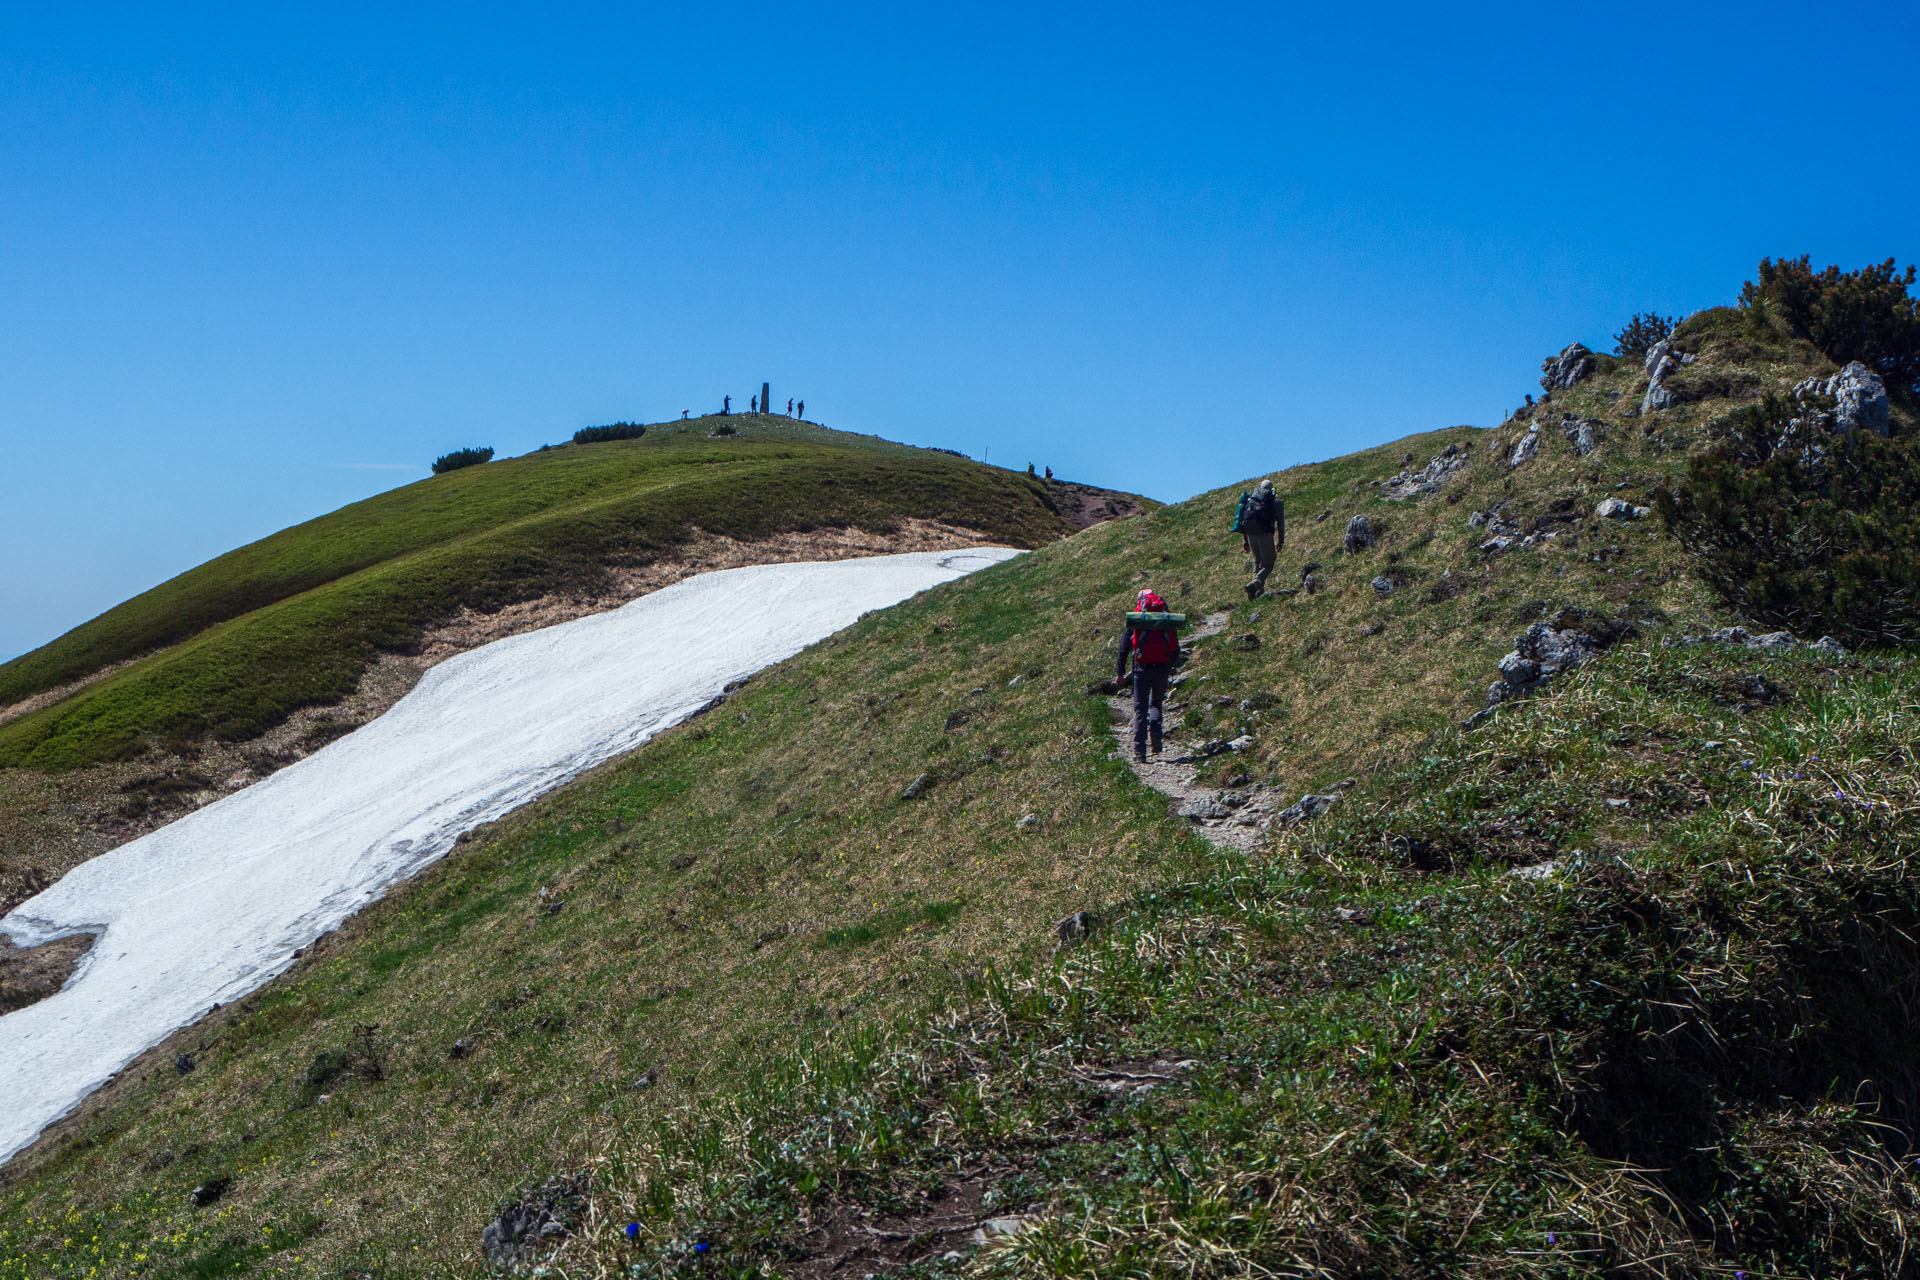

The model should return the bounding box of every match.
[1377,443,1471,501]
[1540,343,1596,392]
[1639,339,1697,414]
[1792,361,1890,437]
[1509,425,1541,468]
[1594,497,1650,520]
[1556,415,1606,455]
[1345,515,1376,552]
[1484,609,1638,708]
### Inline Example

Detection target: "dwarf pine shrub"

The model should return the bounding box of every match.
[572,422,647,445]
[1741,255,1920,401]
[431,446,494,475]
[1657,394,1920,645]
[1612,311,1677,357]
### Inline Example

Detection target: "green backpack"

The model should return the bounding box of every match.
[1230,492,1251,533]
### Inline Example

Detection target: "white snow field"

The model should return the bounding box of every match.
[0,547,1020,1163]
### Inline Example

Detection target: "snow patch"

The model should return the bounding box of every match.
[0,548,1019,1164]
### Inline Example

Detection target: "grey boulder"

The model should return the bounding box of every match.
[1540,343,1596,392]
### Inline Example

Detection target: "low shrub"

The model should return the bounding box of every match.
[1613,311,1678,357]
[572,422,647,445]
[431,447,494,475]
[1657,393,1920,645]
[1741,255,1920,401]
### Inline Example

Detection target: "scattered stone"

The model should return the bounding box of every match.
[480,1175,588,1272]
[1228,633,1262,651]
[900,773,933,800]
[1360,622,1385,637]
[1557,415,1606,455]
[1247,610,1262,624]
[1085,677,1124,696]
[1370,573,1402,598]
[1510,861,1560,881]
[449,1038,473,1060]
[190,1176,231,1208]
[1377,443,1471,501]
[175,1053,195,1076]
[1276,793,1339,828]
[1055,911,1097,945]
[1015,813,1038,831]
[966,1216,1034,1245]
[1485,609,1639,703]
[1594,496,1650,520]
[1508,426,1541,468]
[1478,535,1515,555]
[1497,652,1541,688]
[1668,626,1830,653]
[1540,342,1596,392]
[1467,510,1486,528]
[1794,361,1890,437]
[1227,734,1255,753]
[1605,798,1629,810]
[1179,797,1231,821]
[1641,339,1681,414]
[1332,906,1373,925]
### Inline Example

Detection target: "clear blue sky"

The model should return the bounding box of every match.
[3,2,1917,662]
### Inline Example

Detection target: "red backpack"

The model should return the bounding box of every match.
[1131,593,1178,665]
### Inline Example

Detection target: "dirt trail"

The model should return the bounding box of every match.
[1107,612,1281,853]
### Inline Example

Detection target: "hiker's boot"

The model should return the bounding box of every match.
[1134,746,1148,763]
[1243,582,1257,600]
[1150,733,1163,756]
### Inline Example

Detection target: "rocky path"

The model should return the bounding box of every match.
[1107,612,1283,852]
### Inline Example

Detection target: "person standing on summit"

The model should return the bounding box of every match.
[1239,478,1284,599]
[1117,589,1180,762]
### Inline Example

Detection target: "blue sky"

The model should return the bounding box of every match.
[3,2,1917,662]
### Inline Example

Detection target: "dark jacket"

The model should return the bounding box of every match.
[1117,623,1181,677]
[1242,490,1284,543]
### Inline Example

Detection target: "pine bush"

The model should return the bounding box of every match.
[431,446,495,475]
[1741,256,1920,401]
[1657,395,1920,646]
[1613,311,1678,357]
[572,422,647,445]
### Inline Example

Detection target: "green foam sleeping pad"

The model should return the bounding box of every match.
[1126,611,1187,630]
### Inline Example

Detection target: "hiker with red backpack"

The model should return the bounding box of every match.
[1117,589,1183,762]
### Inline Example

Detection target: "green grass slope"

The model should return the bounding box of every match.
[5,310,1917,1277]
[0,417,1094,771]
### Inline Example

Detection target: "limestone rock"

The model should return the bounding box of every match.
[1378,443,1471,501]
[1794,361,1890,437]
[1594,496,1650,520]
[1276,792,1338,828]
[1345,515,1375,552]
[1557,415,1606,455]
[900,772,932,800]
[1508,426,1541,468]
[1540,343,1596,392]
[1180,797,1231,821]
[1642,339,1680,413]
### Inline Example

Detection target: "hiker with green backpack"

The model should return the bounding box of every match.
[1232,478,1285,599]
[1117,589,1185,762]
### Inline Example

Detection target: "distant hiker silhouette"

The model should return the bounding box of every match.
[1027,462,1036,476]
[751,394,759,413]
[1234,478,1284,599]
[787,398,794,415]
[1118,589,1182,761]
[723,395,731,414]
[797,400,805,419]
[1045,466,1053,481]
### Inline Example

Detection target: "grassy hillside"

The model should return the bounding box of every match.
[5,299,1919,1277]
[0,417,1093,772]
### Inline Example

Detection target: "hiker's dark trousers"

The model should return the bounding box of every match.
[1246,531,1277,595]
[1131,664,1171,755]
